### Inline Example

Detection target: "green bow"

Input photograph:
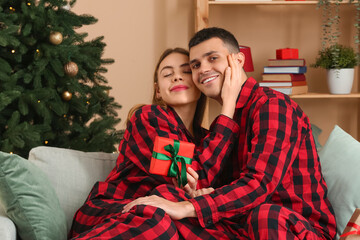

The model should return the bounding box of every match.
[152,140,191,187]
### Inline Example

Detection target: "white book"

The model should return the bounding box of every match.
[271,85,308,95]
[263,66,307,74]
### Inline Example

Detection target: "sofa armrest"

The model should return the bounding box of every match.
[0,205,17,240]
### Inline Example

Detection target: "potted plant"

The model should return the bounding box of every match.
[314,0,360,94]
[312,44,359,94]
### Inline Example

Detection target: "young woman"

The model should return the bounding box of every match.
[69,48,242,239]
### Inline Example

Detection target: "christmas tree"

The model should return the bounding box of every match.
[0,0,122,158]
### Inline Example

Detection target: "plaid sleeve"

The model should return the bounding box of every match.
[193,114,240,189]
[132,106,240,190]
[125,105,188,174]
[189,98,304,227]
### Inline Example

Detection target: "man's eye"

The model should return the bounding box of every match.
[210,56,217,61]
[184,70,192,74]
[191,63,199,69]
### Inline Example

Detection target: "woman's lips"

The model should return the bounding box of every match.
[170,85,189,92]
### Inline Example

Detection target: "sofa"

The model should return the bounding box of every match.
[0,146,118,240]
[0,125,359,240]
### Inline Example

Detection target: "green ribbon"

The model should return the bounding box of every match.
[151,140,191,187]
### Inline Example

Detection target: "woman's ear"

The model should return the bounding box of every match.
[155,83,161,99]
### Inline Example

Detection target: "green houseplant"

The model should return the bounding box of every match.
[312,44,360,94]
[312,44,359,69]
[314,0,360,94]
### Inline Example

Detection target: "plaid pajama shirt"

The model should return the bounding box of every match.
[69,104,240,239]
[184,77,337,239]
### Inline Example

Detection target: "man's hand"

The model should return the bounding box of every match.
[172,167,215,198]
[220,53,245,118]
[122,195,197,220]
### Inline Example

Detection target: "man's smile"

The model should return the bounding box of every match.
[200,74,218,84]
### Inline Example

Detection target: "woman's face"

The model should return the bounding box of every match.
[156,52,201,107]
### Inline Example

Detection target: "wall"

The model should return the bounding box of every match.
[72,0,195,129]
[73,1,359,145]
[207,4,359,145]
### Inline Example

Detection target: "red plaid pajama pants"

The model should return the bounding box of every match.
[71,185,328,240]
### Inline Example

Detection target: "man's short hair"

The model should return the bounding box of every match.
[189,27,240,53]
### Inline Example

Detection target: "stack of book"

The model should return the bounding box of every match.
[260,58,308,95]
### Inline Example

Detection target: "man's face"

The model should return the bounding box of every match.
[189,37,230,102]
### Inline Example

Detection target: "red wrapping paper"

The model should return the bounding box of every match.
[340,208,360,240]
[276,48,299,59]
[149,136,194,177]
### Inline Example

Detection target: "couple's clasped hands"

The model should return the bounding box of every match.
[122,167,213,220]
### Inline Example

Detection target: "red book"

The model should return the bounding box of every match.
[262,73,306,82]
[268,58,306,67]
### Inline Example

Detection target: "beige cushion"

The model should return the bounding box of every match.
[28,146,117,231]
[0,204,16,240]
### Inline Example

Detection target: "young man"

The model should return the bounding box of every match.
[124,27,337,239]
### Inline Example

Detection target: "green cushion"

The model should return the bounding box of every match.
[0,151,67,240]
[318,125,360,238]
[311,123,322,150]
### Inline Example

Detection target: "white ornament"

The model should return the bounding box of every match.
[61,2,71,10]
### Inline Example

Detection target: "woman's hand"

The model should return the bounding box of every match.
[220,53,244,118]
[172,167,198,197]
[122,195,196,220]
[173,167,214,198]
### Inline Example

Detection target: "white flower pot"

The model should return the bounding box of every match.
[327,68,355,94]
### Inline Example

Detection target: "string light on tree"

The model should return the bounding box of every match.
[49,31,63,45]
[64,61,78,77]
[34,49,42,59]
[62,91,72,101]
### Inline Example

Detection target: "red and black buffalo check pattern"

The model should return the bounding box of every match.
[69,104,240,239]
[186,78,337,239]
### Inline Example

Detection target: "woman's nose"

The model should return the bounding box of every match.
[173,74,183,82]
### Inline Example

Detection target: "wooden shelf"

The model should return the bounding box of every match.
[209,0,356,5]
[290,93,360,99]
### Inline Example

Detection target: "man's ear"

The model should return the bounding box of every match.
[235,52,246,69]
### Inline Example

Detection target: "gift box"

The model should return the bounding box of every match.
[276,48,299,59]
[340,208,360,240]
[150,136,194,187]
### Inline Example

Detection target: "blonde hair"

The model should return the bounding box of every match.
[126,48,206,139]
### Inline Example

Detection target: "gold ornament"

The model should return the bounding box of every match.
[64,61,78,77]
[49,31,63,45]
[62,91,72,101]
